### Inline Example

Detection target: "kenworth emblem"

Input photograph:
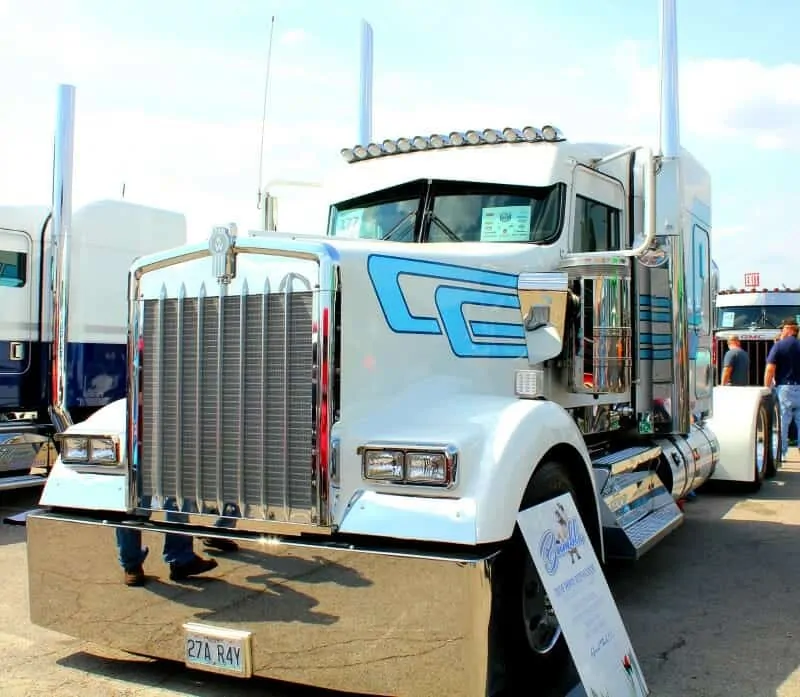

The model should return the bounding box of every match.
[209,223,237,285]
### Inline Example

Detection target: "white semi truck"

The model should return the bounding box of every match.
[25,3,775,696]
[0,86,187,491]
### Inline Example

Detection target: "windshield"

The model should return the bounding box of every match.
[328,179,565,244]
[716,305,800,330]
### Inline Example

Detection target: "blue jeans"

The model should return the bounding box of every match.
[116,527,195,571]
[777,385,800,457]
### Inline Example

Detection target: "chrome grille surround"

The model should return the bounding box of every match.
[127,238,340,535]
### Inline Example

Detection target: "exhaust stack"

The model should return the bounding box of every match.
[49,83,76,432]
[657,0,691,433]
[358,19,374,145]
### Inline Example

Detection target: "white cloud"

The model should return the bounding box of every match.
[279,28,309,46]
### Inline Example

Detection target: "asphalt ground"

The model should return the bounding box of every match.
[2,456,800,697]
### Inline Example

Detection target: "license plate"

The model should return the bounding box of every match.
[183,622,253,678]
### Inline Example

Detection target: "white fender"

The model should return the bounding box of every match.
[706,386,770,483]
[39,398,129,511]
[335,394,602,552]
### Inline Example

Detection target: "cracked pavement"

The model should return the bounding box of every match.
[3,457,800,696]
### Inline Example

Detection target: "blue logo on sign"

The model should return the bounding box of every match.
[538,503,587,575]
[367,254,526,358]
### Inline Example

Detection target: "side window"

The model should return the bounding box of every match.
[691,225,711,335]
[0,250,26,288]
[572,196,621,253]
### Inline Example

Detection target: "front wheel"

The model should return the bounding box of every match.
[764,393,782,478]
[491,461,597,696]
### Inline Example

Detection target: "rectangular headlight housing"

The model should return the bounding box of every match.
[361,444,458,488]
[56,434,120,466]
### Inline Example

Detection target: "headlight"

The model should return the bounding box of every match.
[361,444,457,488]
[57,434,120,466]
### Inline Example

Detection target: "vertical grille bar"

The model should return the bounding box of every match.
[153,284,167,504]
[195,283,205,509]
[260,278,270,511]
[216,284,225,514]
[175,284,185,503]
[281,281,290,520]
[237,280,248,511]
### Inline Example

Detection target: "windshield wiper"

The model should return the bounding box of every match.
[427,212,461,242]
[380,211,417,241]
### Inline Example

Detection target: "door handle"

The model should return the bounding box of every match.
[9,342,24,361]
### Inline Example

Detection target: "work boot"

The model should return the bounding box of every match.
[169,555,218,581]
[202,537,239,553]
[123,546,149,586]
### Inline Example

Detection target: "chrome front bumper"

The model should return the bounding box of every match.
[27,512,496,697]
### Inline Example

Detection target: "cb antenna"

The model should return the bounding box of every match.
[256,14,277,210]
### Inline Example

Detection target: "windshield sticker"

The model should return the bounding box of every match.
[720,311,735,328]
[480,205,532,242]
[334,208,365,238]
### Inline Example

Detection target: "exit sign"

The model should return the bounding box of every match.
[744,272,760,288]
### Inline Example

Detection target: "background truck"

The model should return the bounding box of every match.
[0,86,187,491]
[24,2,776,696]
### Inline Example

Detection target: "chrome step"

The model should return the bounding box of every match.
[0,473,48,492]
[599,468,684,560]
[591,444,662,475]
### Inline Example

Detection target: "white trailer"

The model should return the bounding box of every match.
[24,3,772,696]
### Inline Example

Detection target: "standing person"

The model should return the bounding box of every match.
[721,335,750,386]
[764,318,800,459]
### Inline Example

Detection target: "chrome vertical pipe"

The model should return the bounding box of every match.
[658,0,680,158]
[49,83,76,432]
[358,19,374,145]
[658,0,691,433]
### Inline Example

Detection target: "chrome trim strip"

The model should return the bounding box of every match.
[517,271,569,292]
[237,279,248,513]
[153,284,167,505]
[195,283,206,506]
[175,283,185,503]
[127,241,339,534]
[260,277,271,512]
[281,277,291,521]
[215,281,225,514]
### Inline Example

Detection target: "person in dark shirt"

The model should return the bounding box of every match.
[721,335,749,386]
[764,318,800,459]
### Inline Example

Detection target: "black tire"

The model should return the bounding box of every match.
[765,394,781,478]
[491,461,597,696]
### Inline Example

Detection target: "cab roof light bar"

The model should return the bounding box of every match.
[340,125,566,163]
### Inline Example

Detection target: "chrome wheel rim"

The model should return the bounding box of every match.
[521,558,562,655]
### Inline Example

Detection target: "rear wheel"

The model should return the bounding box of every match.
[764,394,781,478]
[491,461,597,696]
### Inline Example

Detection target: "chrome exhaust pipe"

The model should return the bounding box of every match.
[658,0,691,433]
[358,19,374,145]
[49,83,76,432]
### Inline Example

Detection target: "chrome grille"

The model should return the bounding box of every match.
[139,285,316,524]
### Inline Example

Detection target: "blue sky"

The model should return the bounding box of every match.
[1,0,797,288]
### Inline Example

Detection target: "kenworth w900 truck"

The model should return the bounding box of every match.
[25,3,773,696]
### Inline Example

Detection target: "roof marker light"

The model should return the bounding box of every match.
[482,128,501,143]
[340,148,357,163]
[353,145,369,159]
[465,130,482,145]
[429,133,447,148]
[382,139,398,154]
[521,126,541,142]
[367,143,382,157]
[411,136,430,150]
[502,127,522,142]
[449,131,466,146]
[396,137,412,152]
[541,125,561,141]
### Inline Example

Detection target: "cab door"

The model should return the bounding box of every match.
[0,226,34,410]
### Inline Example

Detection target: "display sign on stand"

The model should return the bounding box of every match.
[517,493,649,697]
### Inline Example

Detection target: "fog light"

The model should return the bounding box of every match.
[363,449,404,480]
[406,451,449,484]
